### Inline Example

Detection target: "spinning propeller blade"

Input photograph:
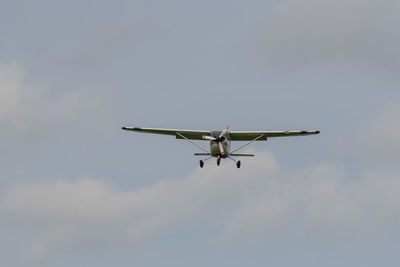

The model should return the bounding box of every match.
[220,126,229,138]
[202,135,215,141]
[218,142,225,156]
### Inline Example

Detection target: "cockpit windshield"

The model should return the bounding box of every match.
[210,130,230,138]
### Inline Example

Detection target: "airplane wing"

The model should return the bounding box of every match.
[230,130,320,141]
[122,127,210,140]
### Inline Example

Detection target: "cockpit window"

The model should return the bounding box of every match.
[210,130,230,138]
[211,131,221,138]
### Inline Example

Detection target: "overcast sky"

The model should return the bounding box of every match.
[1,0,400,266]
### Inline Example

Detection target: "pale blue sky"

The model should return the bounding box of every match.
[1,0,400,266]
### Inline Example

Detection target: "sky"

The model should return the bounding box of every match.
[1,0,400,266]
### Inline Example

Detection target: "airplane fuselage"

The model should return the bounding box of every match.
[209,130,231,158]
[210,140,230,157]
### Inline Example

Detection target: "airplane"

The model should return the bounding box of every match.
[122,126,320,168]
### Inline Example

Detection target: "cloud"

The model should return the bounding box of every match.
[356,103,400,164]
[0,156,276,264]
[221,163,400,243]
[0,62,108,136]
[259,0,400,71]
[1,148,400,265]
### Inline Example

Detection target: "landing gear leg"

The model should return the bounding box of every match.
[217,156,221,166]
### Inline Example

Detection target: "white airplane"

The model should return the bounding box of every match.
[122,126,320,168]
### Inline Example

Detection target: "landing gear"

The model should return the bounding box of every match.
[236,160,241,168]
[217,156,221,166]
[200,156,240,168]
[227,156,241,168]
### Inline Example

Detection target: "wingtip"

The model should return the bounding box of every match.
[316,130,320,134]
[121,127,142,131]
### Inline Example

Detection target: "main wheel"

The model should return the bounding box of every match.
[236,161,241,168]
[217,157,221,166]
[200,160,204,168]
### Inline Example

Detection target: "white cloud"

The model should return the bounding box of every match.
[1,149,400,265]
[221,163,400,243]
[0,157,273,264]
[260,0,400,71]
[0,62,108,136]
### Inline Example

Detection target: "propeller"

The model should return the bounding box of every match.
[218,142,225,156]
[202,126,229,156]
[201,135,215,141]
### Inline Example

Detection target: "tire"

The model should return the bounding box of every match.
[236,161,241,168]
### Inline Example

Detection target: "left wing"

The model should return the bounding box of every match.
[230,130,320,141]
[122,127,210,140]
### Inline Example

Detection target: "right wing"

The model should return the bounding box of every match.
[122,127,210,140]
[230,130,320,141]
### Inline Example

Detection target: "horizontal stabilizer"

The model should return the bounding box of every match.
[230,153,254,157]
[194,153,211,156]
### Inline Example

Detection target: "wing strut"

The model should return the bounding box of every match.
[176,132,210,154]
[230,134,265,154]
